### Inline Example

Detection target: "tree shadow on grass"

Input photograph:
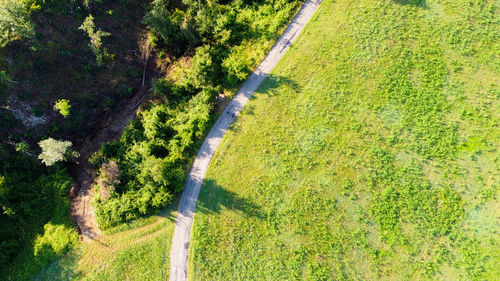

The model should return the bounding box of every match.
[222,73,301,139]
[34,197,180,280]
[255,73,302,97]
[34,246,82,281]
[197,179,263,220]
[393,0,427,8]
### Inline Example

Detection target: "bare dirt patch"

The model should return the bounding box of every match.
[70,86,150,241]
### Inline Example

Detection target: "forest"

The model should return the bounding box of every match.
[0,0,301,278]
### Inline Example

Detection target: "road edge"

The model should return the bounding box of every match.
[169,1,323,280]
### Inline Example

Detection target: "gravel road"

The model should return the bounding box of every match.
[169,1,323,279]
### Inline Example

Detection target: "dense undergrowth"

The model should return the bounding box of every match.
[1,0,148,277]
[1,0,301,277]
[0,145,78,280]
[92,0,301,228]
[191,0,499,279]
[0,0,145,141]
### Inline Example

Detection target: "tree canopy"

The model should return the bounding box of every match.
[38,138,73,166]
[0,0,35,47]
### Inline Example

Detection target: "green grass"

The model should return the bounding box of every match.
[35,206,177,281]
[1,169,79,281]
[191,0,500,280]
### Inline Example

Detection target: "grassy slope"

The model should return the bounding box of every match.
[1,169,79,281]
[191,0,499,280]
[35,207,176,281]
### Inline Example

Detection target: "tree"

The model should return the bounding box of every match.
[15,141,29,153]
[0,0,35,47]
[79,15,111,65]
[38,138,76,166]
[184,45,218,89]
[54,99,71,117]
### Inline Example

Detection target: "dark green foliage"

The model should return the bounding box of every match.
[0,144,77,279]
[0,0,36,47]
[144,0,301,88]
[0,0,148,147]
[93,0,300,227]
[153,78,192,105]
[94,89,215,228]
[144,1,195,56]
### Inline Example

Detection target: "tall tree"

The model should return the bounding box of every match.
[38,138,76,166]
[0,0,35,47]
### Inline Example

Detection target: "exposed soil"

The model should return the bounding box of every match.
[70,85,150,241]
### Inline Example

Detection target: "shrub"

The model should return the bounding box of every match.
[54,99,71,117]
[222,45,253,87]
[79,14,111,65]
[93,0,301,228]
[183,45,219,89]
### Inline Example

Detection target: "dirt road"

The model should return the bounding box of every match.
[169,0,323,279]
[70,86,149,242]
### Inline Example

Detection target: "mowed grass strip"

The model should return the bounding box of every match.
[191,0,500,280]
[35,207,177,281]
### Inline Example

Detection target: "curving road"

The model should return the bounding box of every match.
[169,0,323,280]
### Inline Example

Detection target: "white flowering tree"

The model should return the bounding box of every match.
[38,138,77,166]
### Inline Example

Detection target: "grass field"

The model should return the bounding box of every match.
[190,0,500,280]
[35,207,177,281]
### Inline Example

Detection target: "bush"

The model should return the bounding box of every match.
[93,89,214,228]
[183,45,220,89]
[93,0,301,228]
[0,145,77,278]
[223,45,254,87]
[54,99,71,117]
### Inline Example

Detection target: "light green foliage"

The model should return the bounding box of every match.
[222,44,253,86]
[144,0,300,87]
[93,0,301,228]
[0,0,35,47]
[93,89,214,228]
[53,99,71,118]
[36,208,176,281]
[16,141,29,152]
[0,145,77,280]
[79,14,111,65]
[38,138,73,166]
[183,45,217,89]
[79,15,108,49]
[32,223,78,266]
[191,0,500,280]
